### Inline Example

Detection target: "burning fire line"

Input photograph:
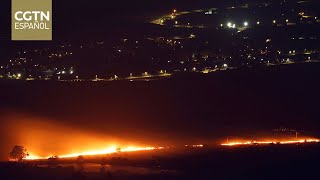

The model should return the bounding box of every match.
[24,144,206,160]
[23,138,320,160]
[25,146,159,160]
[221,139,320,146]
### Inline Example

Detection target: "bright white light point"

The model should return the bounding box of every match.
[244,21,248,26]
[257,21,260,25]
[17,73,21,78]
[227,22,232,27]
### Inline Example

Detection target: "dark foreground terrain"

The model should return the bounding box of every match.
[1,143,320,180]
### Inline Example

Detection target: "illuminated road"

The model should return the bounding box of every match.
[151,8,218,28]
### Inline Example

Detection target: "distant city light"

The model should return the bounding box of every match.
[227,22,232,28]
[257,21,260,25]
[244,21,248,27]
[273,20,276,24]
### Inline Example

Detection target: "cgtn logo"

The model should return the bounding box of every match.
[14,11,50,30]
[12,0,52,41]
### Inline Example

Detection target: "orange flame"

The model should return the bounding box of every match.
[221,139,320,146]
[25,146,157,160]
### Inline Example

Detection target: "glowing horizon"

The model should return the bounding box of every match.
[221,138,320,146]
[25,145,158,160]
[20,138,320,160]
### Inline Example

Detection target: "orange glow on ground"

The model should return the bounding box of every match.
[24,144,207,160]
[221,139,320,146]
[25,146,158,160]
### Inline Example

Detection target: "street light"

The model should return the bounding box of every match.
[227,22,232,28]
[244,21,248,27]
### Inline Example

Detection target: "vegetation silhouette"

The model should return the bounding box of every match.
[9,145,29,162]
